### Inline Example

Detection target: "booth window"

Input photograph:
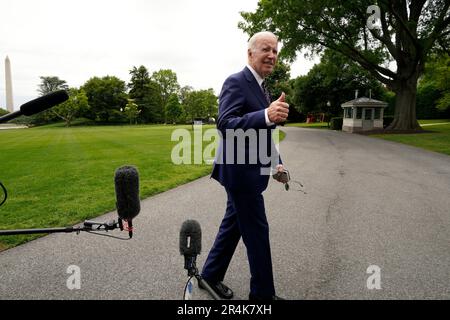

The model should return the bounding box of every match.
[356,108,363,119]
[374,108,381,120]
[345,108,353,119]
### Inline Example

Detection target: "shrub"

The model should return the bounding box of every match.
[330,117,343,130]
[0,108,9,117]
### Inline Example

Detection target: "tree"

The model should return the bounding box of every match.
[176,85,193,123]
[203,88,219,120]
[416,80,443,118]
[423,54,450,112]
[151,69,180,123]
[183,91,202,124]
[435,55,450,112]
[37,76,69,96]
[183,89,218,123]
[265,60,292,99]
[179,86,194,105]
[82,76,128,123]
[123,100,140,125]
[165,94,183,124]
[292,49,387,116]
[51,88,89,126]
[141,81,164,123]
[128,66,151,97]
[239,0,450,131]
[263,60,305,121]
[0,108,8,117]
[128,66,163,123]
[292,73,326,115]
[33,76,69,124]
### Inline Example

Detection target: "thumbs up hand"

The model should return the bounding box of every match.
[267,92,289,124]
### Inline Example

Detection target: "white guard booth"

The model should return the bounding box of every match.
[341,97,388,133]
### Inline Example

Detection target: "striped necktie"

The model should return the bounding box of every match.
[261,80,272,104]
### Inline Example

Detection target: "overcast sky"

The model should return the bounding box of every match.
[0,0,319,110]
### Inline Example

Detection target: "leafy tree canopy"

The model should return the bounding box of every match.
[239,0,450,130]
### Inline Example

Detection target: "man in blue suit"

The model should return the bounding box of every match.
[200,31,289,300]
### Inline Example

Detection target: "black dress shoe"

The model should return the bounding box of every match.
[249,293,286,300]
[199,279,234,299]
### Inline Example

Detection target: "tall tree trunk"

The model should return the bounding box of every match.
[387,71,421,131]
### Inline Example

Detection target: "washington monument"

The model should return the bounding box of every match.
[5,55,14,112]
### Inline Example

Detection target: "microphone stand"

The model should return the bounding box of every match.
[0,219,128,237]
[184,256,221,300]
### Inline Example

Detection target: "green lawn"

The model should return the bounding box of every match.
[371,120,450,156]
[0,124,216,250]
[416,119,450,125]
[0,124,286,250]
[286,119,450,156]
[286,122,330,129]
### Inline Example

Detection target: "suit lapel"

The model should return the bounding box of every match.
[243,67,270,108]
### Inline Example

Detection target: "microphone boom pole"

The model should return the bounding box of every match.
[0,90,69,124]
[0,166,141,239]
[0,220,122,236]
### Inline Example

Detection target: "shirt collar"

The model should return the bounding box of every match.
[246,64,264,87]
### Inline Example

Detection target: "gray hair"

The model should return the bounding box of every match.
[248,31,278,51]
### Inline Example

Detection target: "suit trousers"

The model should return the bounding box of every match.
[201,188,275,297]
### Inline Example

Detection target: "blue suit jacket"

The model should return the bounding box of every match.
[211,67,282,193]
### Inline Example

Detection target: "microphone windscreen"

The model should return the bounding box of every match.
[179,220,202,256]
[115,166,140,221]
[20,90,69,116]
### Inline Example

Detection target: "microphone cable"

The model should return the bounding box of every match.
[85,230,131,240]
[0,181,7,208]
[183,275,195,300]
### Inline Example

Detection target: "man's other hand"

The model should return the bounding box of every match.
[273,164,289,184]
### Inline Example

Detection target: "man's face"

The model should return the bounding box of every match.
[248,36,278,78]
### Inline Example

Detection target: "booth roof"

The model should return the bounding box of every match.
[341,97,388,108]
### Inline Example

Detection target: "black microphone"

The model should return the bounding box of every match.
[0,90,69,123]
[114,166,140,238]
[179,219,202,273]
[179,220,220,300]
